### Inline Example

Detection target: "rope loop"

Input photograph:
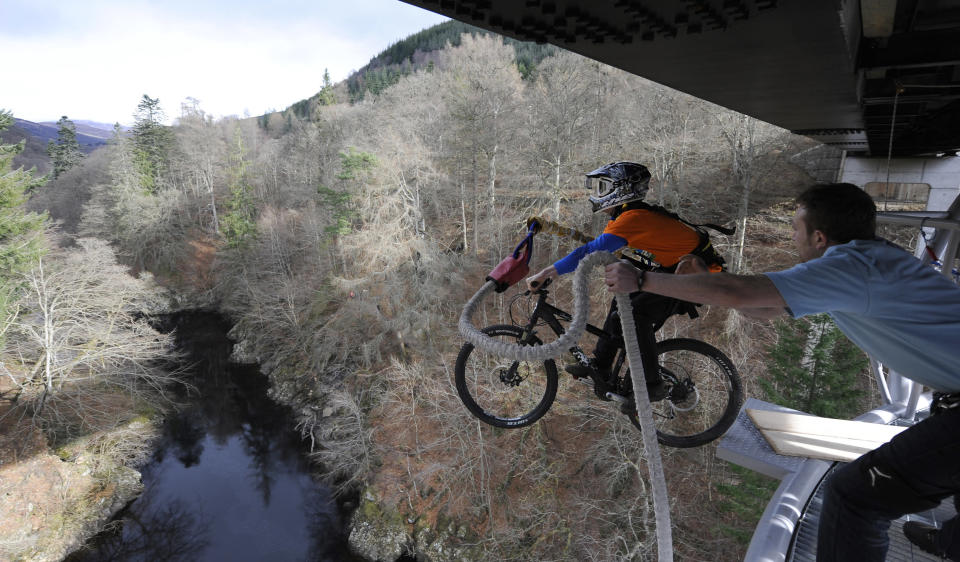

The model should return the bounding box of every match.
[459,250,674,561]
[460,251,617,359]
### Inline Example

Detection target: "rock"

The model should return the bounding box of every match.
[347,499,413,562]
[228,338,259,364]
[4,462,143,562]
[226,324,260,364]
[346,488,482,562]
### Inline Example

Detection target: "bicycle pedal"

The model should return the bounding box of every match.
[564,363,594,379]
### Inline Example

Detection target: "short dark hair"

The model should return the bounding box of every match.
[795,183,876,243]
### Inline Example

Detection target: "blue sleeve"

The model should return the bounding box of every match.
[553,233,627,275]
[764,251,870,318]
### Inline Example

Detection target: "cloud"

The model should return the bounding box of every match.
[1,0,447,124]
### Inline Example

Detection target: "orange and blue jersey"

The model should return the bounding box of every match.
[553,208,702,275]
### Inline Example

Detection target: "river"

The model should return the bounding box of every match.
[67,313,360,562]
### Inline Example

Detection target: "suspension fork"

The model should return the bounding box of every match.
[499,295,554,383]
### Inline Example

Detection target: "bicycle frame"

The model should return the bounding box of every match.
[516,287,628,380]
[456,280,744,448]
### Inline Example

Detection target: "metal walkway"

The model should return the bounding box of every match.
[719,398,954,561]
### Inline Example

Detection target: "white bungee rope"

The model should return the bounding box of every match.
[459,250,673,562]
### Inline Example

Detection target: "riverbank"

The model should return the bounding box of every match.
[65,312,358,561]
[0,391,155,562]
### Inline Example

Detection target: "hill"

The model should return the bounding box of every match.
[1,118,117,174]
[346,20,558,100]
[13,118,114,148]
[281,19,559,120]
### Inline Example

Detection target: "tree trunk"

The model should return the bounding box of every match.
[472,154,479,256]
[803,319,828,412]
[733,171,751,274]
[488,146,497,255]
[209,184,219,234]
[460,181,468,253]
[593,62,603,160]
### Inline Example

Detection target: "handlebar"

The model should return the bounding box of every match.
[525,276,553,294]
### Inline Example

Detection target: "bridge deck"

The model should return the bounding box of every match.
[720,398,954,561]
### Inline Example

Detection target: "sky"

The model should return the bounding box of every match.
[1,0,448,126]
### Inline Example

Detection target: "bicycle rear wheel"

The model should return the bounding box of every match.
[455,324,559,428]
[627,338,743,448]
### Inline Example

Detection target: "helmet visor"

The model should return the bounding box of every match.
[585,176,617,198]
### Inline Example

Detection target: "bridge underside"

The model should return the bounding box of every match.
[400,0,960,157]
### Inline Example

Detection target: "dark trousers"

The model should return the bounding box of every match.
[817,407,960,561]
[592,292,682,385]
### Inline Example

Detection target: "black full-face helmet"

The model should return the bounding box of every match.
[585,161,651,213]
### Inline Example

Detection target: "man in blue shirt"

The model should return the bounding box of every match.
[605,183,960,561]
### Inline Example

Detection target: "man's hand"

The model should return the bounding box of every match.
[604,261,643,293]
[526,266,556,291]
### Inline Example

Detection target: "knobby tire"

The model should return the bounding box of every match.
[629,338,743,448]
[455,325,559,428]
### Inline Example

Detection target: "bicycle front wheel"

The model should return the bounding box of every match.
[455,324,559,428]
[628,338,743,448]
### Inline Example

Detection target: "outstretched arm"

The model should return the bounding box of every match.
[526,265,557,291]
[527,233,628,290]
[604,261,787,314]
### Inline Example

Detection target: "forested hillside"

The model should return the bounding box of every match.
[6,28,879,562]
[0,118,113,174]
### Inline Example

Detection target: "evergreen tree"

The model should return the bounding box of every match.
[762,314,867,418]
[0,110,46,339]
[46,115,83,178]
[110,122,124,143]
[315,148,371,238]
[317,68,336,107]
[221,128,257,248]
[131,94,173,192]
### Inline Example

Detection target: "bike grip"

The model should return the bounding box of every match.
[528,276,552,290]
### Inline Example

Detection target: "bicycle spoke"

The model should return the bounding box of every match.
[626,338,742,448]
[455,325,558,428]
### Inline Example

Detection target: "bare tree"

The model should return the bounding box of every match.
[526,51,595,222]
[630,87,714,208]
[441,33,523,256]
[172,102,227,233]
[3,238,179,423]
[715,111,790,273]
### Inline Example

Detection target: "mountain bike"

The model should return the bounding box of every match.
[454,278,743,448]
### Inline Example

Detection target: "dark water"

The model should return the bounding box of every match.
[68,313,359,562]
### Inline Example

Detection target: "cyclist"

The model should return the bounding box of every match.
[525,161,725,404]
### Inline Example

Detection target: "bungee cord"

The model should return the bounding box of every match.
[459,250,673,561]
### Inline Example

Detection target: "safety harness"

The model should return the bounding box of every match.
[621,201,735,272]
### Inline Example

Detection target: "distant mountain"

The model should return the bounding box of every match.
[63,120,120,140]
[13,118,115,149]
[1,118,118,174]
